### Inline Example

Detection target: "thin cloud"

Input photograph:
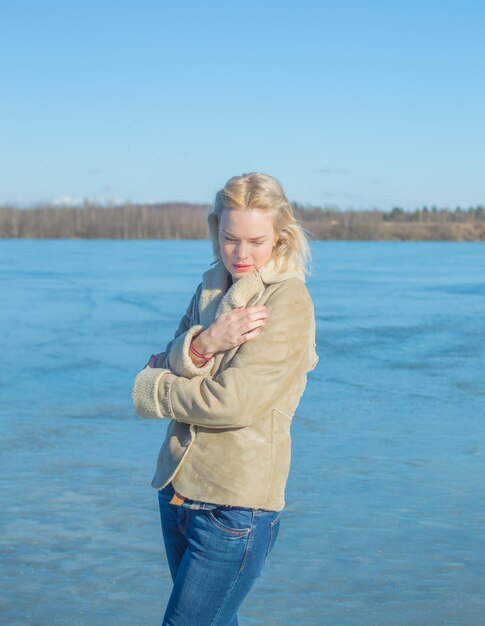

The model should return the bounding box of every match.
[51,195,83,206]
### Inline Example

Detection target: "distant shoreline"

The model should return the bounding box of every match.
[1,202,484,241]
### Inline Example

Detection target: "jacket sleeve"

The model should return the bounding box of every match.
[132,280,318,428]
[153,282,216,378]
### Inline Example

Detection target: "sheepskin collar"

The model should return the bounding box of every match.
[198,256,305,328]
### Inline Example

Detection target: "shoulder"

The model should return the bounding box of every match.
[262,279,315,330]
[266,277,314,307]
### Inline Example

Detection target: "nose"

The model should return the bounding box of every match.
[235,241,250,261]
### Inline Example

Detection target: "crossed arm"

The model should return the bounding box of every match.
[133,280,318,430]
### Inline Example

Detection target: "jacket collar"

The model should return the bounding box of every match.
[198,256,305,328]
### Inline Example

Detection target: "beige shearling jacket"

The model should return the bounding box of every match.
[132,256,319,512]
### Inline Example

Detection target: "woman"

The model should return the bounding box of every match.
[132,172,319,625]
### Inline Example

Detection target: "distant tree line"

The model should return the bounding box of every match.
[1,200,484,241]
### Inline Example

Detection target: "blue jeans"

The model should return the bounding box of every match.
[158,483,282,625]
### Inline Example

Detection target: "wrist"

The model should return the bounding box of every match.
[192,330,215,359]
[189,348,209,368]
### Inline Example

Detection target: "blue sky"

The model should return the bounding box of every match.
[1,1,483,210]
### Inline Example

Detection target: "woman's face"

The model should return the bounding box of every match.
[218,208,278,282]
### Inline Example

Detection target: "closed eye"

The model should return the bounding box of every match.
[224,237,264,245]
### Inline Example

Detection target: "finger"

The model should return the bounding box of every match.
[240,319,267,335]
[241,309,270,323]
[233,307,268,321]
[227,306,245,318]
[234,305,267,313]
[240,326,264,342]
[234,312,268,335]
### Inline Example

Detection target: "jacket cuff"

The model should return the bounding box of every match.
[132,367,173,419]
[167,324,215,378]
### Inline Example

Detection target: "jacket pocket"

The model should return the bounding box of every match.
[233,412,272,445]
[271,407,292,444]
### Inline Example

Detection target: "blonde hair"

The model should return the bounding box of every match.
[208,172,314,277]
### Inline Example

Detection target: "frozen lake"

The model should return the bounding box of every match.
[1,239,484,625]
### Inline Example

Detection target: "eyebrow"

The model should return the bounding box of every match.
[222,229,268,240]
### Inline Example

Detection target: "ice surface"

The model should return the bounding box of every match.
[1,239,484,625]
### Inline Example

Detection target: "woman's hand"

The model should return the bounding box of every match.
[144,305,270,369]
[195,305,270,357]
